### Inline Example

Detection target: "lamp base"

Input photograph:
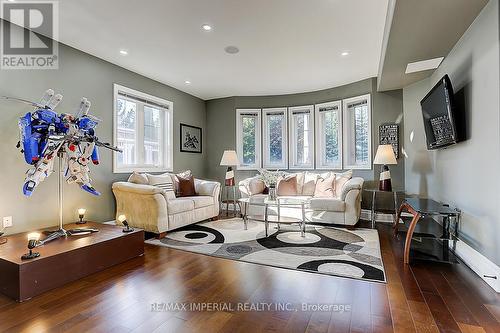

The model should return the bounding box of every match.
[225,166,235,186]
[379,165,392,192]
[21,250,40,260]
[122,226,134,233]
[76,219,87,225]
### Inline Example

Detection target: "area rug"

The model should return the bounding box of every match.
[146,218,386,282]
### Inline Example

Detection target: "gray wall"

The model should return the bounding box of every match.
[0,21,206,234]
[402,0,500,265]
[205,78,404,209]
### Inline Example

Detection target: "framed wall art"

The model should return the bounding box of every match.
[180,123,202,153]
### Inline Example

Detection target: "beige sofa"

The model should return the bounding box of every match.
[112,178,220,235]
[239,172,364,226]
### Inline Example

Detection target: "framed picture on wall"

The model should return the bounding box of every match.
[379,123,399,158]
[180,123,202,153]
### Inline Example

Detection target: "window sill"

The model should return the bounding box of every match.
[113,167,173,174]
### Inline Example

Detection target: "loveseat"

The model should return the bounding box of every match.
[239,171,364,226]
[112,174,220,235]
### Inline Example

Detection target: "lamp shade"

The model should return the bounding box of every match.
[220,150,239,166]
[373,145,397,165]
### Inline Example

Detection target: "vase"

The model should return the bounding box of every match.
[268,186,277,201]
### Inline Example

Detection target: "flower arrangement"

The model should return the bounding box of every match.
[257,169,286,188]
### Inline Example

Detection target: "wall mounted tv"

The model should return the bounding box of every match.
[420,74,465,150]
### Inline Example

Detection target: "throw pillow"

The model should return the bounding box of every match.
[170,170,192,193]
[314,173,336,198]
[301,172,319,195]
[176,174,197,197]
[334,170,353,197]
[277,175,298,196]
[146,173,176,200]
[128,171,148,185]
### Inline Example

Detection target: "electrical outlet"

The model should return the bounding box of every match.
[3,216,12,228]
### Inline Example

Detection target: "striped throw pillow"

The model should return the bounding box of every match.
[146,173,176,200]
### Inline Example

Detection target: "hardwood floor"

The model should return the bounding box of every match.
[0,218,499,333]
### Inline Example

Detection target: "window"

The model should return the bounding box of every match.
[315,101,342,169]
[288,105,314,169]
[343,94,371,169]
[236,109,261,170]
[113,84,173,173]
[262,107,288,169]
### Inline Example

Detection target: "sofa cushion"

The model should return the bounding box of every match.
[314,173,336,198]
[249,178,266,195]
[183,196,213,209]
[128,171,148,185]
[146,173,176,199]
[277,174,298,196]
[301,172,319,196]
[334,170,353,197]
[167,198,195,214]
[309,198,346,212]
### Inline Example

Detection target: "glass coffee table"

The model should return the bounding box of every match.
[238,197,309,237]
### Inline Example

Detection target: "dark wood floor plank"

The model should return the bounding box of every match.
[422,292,462,333]
[425,268,479,326]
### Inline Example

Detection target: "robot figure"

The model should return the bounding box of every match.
[7,89,121,197]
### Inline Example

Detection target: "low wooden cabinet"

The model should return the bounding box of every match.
[0,222,144,302]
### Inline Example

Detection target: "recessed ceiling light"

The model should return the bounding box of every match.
[184,80,191,85]
[341,51,350,56]
[202,24,212,31]
[224,46,239,54]
[119,50,128,56]
[405,57,444,74]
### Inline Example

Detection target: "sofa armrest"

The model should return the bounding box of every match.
[239,176,265,198]
[194,179,221,197]
[339,177,364,201]
[112,181,163,195]
[112,182,169,233]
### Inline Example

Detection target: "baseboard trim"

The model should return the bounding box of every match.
[449,240,500,293]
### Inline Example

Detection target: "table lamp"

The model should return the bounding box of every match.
[77,208,86,224]
[373,144,397,191]
[118,214,134,233]
[21,232,41,260]
[220,150,239,186]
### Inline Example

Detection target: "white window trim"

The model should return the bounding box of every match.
[113,84,173,174]
[315,100,343,170]
[342,94,372,170]
[262,107,288,169]
[236,108,262,170]
[288,105,315,170]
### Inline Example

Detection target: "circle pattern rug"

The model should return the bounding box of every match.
[146,218,386,282]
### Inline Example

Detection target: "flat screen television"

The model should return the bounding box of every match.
[420,74,464,150]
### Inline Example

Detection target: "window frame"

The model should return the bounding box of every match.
[342,94,372,170]
[288,105,315,170]
[262,107,288,169]
[113,84,173,174]
[315,100,343,170]
[236,108,262,170]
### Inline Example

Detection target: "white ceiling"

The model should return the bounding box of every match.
[61,0,388,99]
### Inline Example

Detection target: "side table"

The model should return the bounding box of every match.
[221,184,238,216]
[365,188,404,229]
